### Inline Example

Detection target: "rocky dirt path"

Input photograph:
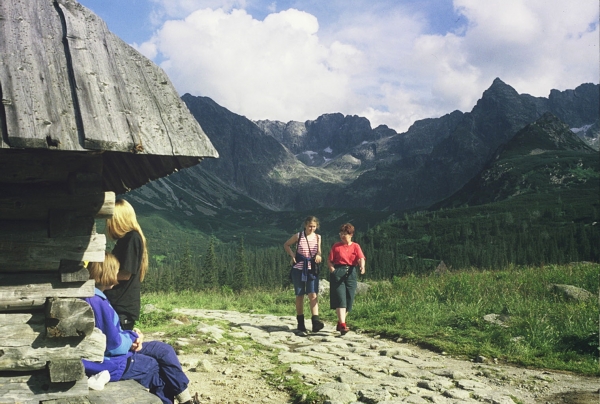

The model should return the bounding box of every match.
[146,308,598,404]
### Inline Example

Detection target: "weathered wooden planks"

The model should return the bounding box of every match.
[0,316,105,371]
[0,0,81,150]
[46,298,95,338]
[0,274,94,310]
[0,150,103,184]
[0,234,106,272]
[60,260,92,283]
[48,360,85,384]
[0,188,114,221]
[0,0,217,158]
[0,368,162,403]
[58,0,217,158]
[87,379,163,404]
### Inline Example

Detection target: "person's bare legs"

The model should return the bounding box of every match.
[295,295,304,315]
[336,307,346,324]
[308,293,318,315]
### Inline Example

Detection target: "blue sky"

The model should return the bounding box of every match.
[78,0,599,132]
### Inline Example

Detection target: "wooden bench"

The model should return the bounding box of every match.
[87,380,162,404]
[0,372,160,404]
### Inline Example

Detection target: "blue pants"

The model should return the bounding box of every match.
[121,341,189,404]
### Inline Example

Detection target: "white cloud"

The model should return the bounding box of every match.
[134,40,158,59]
[433,0,599,101]
[144,8,359,121]
[141,0,598,133]
[374,0,600,129]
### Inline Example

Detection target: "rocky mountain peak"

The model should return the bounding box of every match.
[474,77,524,113]
[548,83,600,128]
[503,112,596,156]
[256,113,388,167]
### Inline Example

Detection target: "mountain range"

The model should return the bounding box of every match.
[127,78,599,244]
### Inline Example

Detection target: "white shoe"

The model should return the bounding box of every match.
[88,370,110,390]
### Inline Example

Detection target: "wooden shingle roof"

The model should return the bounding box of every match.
[0,0,218,193]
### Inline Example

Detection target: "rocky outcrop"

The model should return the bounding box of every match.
[257,113,390,167]
[548,284,595,302]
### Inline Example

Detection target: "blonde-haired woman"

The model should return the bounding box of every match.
[104,199,148,330]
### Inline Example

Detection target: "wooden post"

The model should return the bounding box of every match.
[60,260,91,283]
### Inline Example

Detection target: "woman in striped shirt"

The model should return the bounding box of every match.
[284,216,325,333]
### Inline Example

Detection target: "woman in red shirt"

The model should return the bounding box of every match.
[327,223,366,334]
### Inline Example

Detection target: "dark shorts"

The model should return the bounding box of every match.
[291,268,319,296]
[329,265,358,311]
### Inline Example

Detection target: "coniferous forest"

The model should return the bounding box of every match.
[138,186,599,293]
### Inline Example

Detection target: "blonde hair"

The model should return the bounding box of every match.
[106,199,149,281]
[88,253,120,288]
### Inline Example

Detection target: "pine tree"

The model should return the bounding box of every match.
[176,242,195,291]
[202,236,219,289]
[232,237,249,292]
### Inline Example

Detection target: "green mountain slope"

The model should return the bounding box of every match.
[360,113,599,276]
[433,112,598,208]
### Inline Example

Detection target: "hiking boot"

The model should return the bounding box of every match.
[311,316,324,332]
[296,315,307,332]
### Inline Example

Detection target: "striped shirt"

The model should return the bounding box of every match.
[293,232,319,270]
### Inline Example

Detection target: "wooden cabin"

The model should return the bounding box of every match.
[0,0,218,402]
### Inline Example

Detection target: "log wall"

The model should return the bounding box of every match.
[0,149,114,402]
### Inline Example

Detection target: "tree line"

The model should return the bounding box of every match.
[142,206,598,293]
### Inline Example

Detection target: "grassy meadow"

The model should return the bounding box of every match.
[139,262,599,376]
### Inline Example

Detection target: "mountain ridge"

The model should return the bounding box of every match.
[127,79,598,242]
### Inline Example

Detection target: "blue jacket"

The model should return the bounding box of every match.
[82,288,139,381]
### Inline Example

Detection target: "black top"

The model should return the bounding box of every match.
[104,231,143,321]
